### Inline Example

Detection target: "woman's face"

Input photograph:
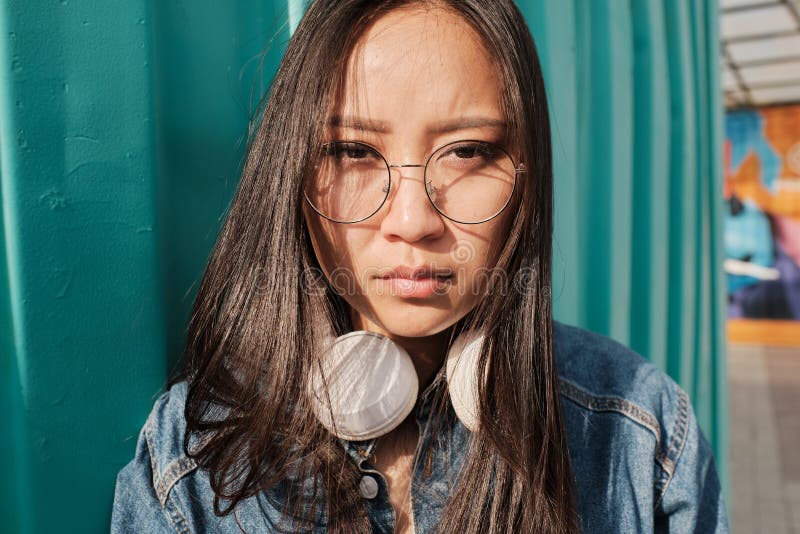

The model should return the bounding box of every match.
[303,6,516,339]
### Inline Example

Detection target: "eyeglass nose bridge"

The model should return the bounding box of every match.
[385,164,432,200]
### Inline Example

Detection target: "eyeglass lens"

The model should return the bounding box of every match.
[304,140,516,224]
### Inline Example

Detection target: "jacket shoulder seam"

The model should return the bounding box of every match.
[558,377,675,476]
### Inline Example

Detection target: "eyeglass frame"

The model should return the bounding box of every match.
[303,138,527,225]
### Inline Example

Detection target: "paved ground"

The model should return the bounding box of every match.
[729,343,800,534]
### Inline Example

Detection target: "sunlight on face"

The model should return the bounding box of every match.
[303,5,516,339]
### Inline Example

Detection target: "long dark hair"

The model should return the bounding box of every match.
[169,1,579,532]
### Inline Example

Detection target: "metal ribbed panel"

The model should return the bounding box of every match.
[519,0,727,495]
[0,2,294,532]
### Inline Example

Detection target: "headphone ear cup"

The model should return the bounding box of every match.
[445,329,487,433]
[307,331,419,441]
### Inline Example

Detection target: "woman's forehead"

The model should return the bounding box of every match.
[332,6,503,136]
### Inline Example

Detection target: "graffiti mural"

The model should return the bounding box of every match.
[724,105,800,321]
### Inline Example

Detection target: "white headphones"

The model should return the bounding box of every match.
[307,329,487,441]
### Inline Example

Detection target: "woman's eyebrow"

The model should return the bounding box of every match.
[326,115,506,134]
[427,117,507,134]
[326,115,391,133]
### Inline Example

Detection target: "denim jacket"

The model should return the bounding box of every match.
[111,320,729,533]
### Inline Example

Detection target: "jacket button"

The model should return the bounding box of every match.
[359,475,379,499]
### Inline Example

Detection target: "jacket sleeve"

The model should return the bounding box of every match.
[654,399,729,533]
[110,415,180,533]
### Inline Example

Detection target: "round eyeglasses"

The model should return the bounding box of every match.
[303,139,526,224]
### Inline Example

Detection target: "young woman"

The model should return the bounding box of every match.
[111,1,728,532]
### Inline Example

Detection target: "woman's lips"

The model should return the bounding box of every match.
[376,273,453,298]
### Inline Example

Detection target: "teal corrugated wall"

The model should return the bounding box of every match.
[519,0,728,504]
[0,1,727,531]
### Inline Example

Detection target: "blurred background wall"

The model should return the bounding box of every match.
[0,1,726,531]
[720,1,800,530]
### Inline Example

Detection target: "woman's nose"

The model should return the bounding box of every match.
[379,167,445,243]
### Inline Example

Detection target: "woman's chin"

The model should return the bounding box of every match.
[365,310,461,339]
[345,291,474,338]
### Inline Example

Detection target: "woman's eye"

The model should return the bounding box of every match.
[454,145,480,158]
[445,142,496,161]
[324,143,374,162]
[341,147,368,159]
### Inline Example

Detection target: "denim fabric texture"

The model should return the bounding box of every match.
[111,320,729,533]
